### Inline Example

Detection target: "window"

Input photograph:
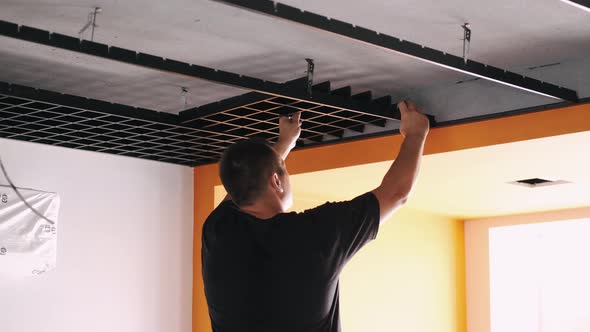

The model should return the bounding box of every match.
[489,218,590,332]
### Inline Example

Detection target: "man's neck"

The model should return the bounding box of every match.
[239,199,282,220]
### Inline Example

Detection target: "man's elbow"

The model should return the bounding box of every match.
[381,190,410,209]
[391,182,413,204]
[374,190,410,224]
[373,184,413,214]
[393,191,410,206]
[398,195,409,206]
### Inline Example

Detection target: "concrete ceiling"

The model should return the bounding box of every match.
[289,131,590,219]
[0,0,589,118]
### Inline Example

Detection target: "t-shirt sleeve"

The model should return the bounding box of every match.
[298,192,380,265]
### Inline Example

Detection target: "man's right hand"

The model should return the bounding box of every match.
[398,100,429,140]
[371,100,429,223]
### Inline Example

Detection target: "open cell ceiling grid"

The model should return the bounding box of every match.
[179,79,402,143]
[0,81,402,166]
[0,84,209,166]
[182,95,380,142]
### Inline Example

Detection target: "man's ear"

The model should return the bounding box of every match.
[271,173,283,193]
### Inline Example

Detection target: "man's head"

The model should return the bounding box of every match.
[219,138,292,212]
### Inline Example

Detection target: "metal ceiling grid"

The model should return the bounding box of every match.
[0,83,210,165]
[179,78,413,144]
[0,79,409,166]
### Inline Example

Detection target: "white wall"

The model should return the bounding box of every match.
[0,138,193,332]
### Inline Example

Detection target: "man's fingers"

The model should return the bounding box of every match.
[405,100,418,111]
[397,100,408,114]
[291,111,302,124]
[398,100,422,115]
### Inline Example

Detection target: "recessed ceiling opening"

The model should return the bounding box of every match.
[510,178,570,188]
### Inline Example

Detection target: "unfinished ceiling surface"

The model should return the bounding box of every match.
[0,0,589,166]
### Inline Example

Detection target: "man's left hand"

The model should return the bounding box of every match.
[278,111,302,151]
[274,111,302,160]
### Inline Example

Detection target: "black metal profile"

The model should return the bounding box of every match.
[214,0,579,102]
[560,0,590,11]
[0,20,402,121]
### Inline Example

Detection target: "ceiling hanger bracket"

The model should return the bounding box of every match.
[461,23,471,64]
[305,58,315,97]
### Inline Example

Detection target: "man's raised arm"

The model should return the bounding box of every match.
[371,100,430,223]
[273,111,302,160]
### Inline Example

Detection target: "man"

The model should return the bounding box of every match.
[202,100,430,332]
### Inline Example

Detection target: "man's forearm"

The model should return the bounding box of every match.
[372,134,426,222]
[273,138,296,160]
[382,135,426,198]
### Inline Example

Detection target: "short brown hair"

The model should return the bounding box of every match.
[219,138,284,206]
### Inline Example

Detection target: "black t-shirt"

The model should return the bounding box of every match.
[202,192,380,332]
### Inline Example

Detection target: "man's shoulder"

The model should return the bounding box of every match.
[210,200,237,217]
[203,201,238,231]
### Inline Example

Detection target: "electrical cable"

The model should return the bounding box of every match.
[0,156,56,225]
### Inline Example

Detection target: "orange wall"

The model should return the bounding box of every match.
[193,103,590,332]
[193,164,219,332]
[464,207,590,332]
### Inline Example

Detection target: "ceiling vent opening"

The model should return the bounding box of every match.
[510,178,569,188]
[518,178,552,186]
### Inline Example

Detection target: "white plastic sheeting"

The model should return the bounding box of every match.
[0,185,60,279]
